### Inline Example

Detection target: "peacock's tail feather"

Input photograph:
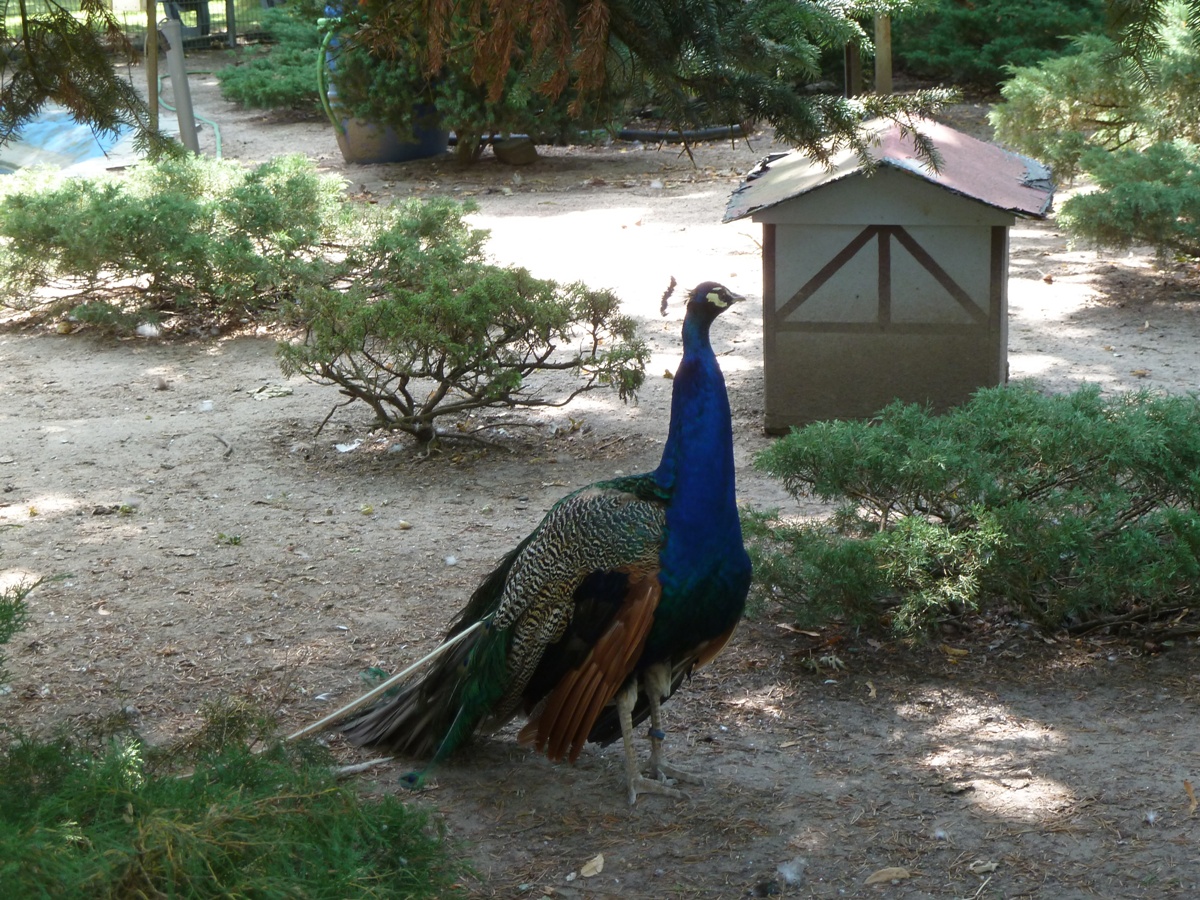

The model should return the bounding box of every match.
[341,616,510,762]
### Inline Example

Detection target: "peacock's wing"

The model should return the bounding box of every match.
[342,477,668,763]
[516,571,661,763]
[483,480,668,725]
[582,619,739,747]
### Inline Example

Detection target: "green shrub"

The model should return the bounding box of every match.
[991,2,1200,182]
[0,154,346,325]
[0,579,35,688]
[216,7,323,111]
[990,1,1200,253]
[1059,140,1200,256]
[0,157,640,447]
[277,197,649,447]
[751,385,1200,634]
[319,5,608,161]
[989,33,1142,181]
[893,0,1106,88]
[0,703,463,897]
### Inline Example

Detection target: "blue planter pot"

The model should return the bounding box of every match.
[319,15,449,164]
[332,109,449,165]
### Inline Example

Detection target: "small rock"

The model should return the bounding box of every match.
[492,136,538,165]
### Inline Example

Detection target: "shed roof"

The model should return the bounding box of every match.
[724,118,1054,223]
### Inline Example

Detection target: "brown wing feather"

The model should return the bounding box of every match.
[693,620,739,671]
[519,576,660,763]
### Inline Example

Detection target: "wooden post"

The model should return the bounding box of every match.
[146,0,158,131]
[875,13,893,95]
[844,43,861,98]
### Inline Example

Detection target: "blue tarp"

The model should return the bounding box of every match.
[0,105,143,175]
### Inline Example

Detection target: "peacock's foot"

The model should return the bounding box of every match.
[647,727,704,786]
[649,761,704,786]
[627,772,686,804]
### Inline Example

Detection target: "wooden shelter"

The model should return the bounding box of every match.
[725,118,1054,431]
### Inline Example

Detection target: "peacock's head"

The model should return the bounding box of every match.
[691,283,744,314]
[686,281,744,321]
[659,278,746,324]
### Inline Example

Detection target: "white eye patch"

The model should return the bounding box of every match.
[707,292,727,307]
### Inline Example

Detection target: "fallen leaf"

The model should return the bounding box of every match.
[1185,779,1197,814]
[940,644,969,658]
[780,740,802,749]
[580,854,604,878]
[866,680,877,699]
[1130,368,1150,378]
[864,866,911,885]
[1042,274,1054,283]
[968,860,999,874]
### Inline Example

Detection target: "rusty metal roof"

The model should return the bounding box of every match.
[724,118,1054,223]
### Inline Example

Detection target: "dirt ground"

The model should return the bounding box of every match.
[2,60,1199,898]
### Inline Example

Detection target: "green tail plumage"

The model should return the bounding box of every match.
[342,617,510,782]
[340,484,664,769]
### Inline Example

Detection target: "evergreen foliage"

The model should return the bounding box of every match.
[991,6,1200,181]
[0,702,463,898]
[322,2,599,160]
[277,197,649,447]
[750,385,1200,634]
[216,7,324,111]
[4,1,953,166]
[892,0,1106,88]
[991,1,1200,255]
[1060,141,1200,257]
[1106,0,1200,67]
[0,579,35,688]
[0,155,642,447]
[0,0,173,155]
[350,0,951,166]
[0,154,345,325]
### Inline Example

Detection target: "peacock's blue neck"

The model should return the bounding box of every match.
[654,311,742,564]
[642,307,749,662]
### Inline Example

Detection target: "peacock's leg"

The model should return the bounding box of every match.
[617,678,684,804]
[644,662,704,786]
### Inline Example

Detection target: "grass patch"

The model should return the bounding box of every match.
[0,701,464,898]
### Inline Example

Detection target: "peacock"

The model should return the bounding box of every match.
[340,281,753,803]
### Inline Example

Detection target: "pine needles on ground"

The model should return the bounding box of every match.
[750,384,1200,635]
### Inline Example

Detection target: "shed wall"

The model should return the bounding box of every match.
[761,219,1011,431]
